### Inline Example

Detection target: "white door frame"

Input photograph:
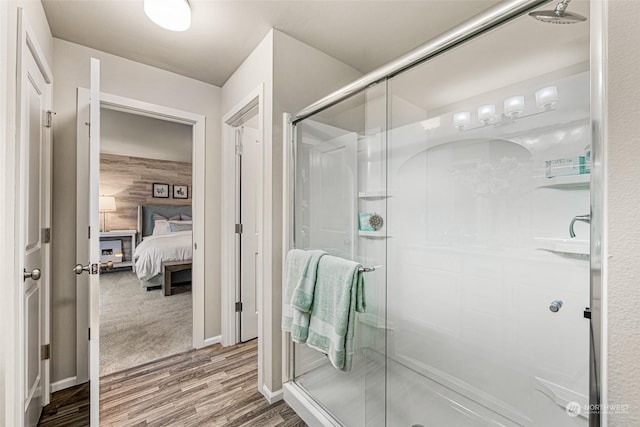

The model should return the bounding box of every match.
[5,8,53,426]
[221,84,265,375]
[75,89,206,384]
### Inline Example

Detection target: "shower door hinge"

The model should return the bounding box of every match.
[235,223,243,234]
[41,344,50,360]
[584,307,592,319]
[235,142,243,156]
[235,302,243,312]
[44,110,56,128]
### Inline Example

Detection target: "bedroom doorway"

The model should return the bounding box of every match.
[75,68,207,423]
[98,108,194,376]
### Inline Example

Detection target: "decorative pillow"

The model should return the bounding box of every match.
[180,213,192,221]
[152,219,171,235]
[152,213,180,222]
[169,221,193,232]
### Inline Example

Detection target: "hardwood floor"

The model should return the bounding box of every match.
[39,340,306,426]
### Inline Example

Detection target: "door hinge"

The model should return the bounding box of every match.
[44,110,56,128]
[584,307,592,319]
[235,143,243,156]
[41,344,50,360]
[235,302,243,312]
[88,226,91,239]
[235,223,243,234]
[42,227,51,243]
[88,328,91,340]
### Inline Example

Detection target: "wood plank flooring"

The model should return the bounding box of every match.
[39,340,306,426]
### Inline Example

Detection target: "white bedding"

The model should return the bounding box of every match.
[134,231,192,281]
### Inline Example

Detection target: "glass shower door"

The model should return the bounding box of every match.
[293,84,387,426]
[385,3,590,426]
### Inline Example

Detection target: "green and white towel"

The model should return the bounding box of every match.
[282,249,326,342]
[305,255,366,371]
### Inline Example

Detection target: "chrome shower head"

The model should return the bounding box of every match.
[529,0,587,24]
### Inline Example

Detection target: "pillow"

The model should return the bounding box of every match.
[169,221,193,232]
[152,213,180,222]
[180,213,192,221]
[152,219,171,236]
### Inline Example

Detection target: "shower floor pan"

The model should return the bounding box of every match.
[295,348,584,426]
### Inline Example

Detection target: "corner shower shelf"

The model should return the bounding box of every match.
[358,231,390,238]
[535,237,589,256]
[358,190,390,199]
[535,173,590,189]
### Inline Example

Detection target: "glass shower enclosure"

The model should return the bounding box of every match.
[285,1,592,425]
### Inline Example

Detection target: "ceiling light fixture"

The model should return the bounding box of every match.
[144,0,191,32]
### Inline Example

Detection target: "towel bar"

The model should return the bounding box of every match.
[359,265,381,273]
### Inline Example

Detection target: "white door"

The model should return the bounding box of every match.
[239,126,260,342]
[309,133,358,259]
[73,58,102,426]
[19,14,52,426]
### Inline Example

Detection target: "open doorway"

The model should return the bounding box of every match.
[75,85,207,422]
[222,86,264,351]
[98,109,194,375]
[235,111,260,342]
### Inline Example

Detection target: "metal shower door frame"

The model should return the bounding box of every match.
[283,1,604,425]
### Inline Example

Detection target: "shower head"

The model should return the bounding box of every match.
[529,0,587,24]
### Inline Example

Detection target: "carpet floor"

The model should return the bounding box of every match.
[100,270,193,376]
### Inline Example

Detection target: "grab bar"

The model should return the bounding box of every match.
[359,265,382,273]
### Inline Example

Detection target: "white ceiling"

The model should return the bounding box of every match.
[41,0,502,87]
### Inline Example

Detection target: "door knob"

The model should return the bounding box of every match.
[23,268,41,281]
[73,263,90,275]
[74,261,113,275]
[549,300,563,313]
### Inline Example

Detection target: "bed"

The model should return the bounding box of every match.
[134,204,193,288]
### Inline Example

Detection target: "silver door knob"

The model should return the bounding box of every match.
[23,268,41,281]
[549,300,563,313]
[74,261,113,275]
[73,263,90,275]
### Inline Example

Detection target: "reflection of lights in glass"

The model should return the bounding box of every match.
[477,104,496,124]
[420,117,441,131]
[504,96,525,118]
[453,112,471,130]
[535,86,558,109]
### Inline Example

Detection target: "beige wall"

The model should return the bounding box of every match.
[100,154,192,231]
[606,0,640,424]
[51,38,221,382]
[221,29,362,394]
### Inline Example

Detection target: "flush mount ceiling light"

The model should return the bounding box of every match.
[144,0,191,31]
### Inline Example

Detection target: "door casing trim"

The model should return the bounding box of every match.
[75,89,206,385]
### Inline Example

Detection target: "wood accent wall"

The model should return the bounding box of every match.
[100,154,192,231]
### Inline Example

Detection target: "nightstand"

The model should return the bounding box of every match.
[99,230,137,272]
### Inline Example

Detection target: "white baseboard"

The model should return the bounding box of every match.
[50,376,78,393]
[261,384,283,404]
[203,335,222,347]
